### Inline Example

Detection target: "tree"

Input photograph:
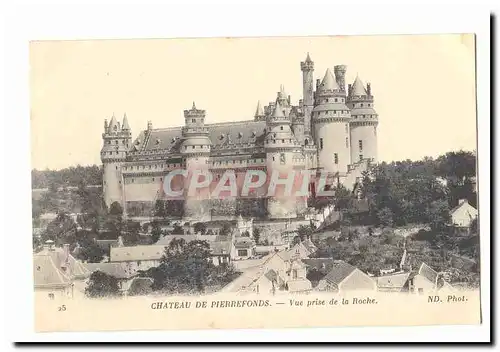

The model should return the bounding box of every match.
[427,200,451,231]
[85,271,121,298]
[144,238,237,294]
[109,201,123,216]
[76,240,105,263]
[219,222,232,237]
[193,222,207,235]
[377,207,394,227]
[253,227,261,245]
[297,225,314,241]
[151,222,162,244]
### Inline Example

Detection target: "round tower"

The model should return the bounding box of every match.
[101,113,132,210]
[347,76,378,163]
[300,53,314,139]
[180,102,212,221]
[290,107,305,144]
[264,100,302,219]
[312,68,352,176]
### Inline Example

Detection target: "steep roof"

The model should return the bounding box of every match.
[272,101,285,118]
[322,260,357,285]
[33,254,72,288]
[122,113,130,130]
[418,263,438,283]
[85,262,133,279]
[319,68,339,91]
[110,245,166,262]
[351,76,367,96]
[131,120,267,153]
[211,241,232,255]
[36,247,91,279]
[376,272,411,290]
[255,101,265,117]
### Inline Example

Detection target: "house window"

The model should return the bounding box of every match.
[238,249,248,257]
[292,269,298,279]
[334,153,338,164]
[359,154,363,161]
[280,126,283,130]
[359,140,363,151]
[320,138,324,150]
[192,119,196,123]
[48,293,55,300]
[335,98,338,102]
[418,288,424,295]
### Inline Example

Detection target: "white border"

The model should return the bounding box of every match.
[2,0,492,344]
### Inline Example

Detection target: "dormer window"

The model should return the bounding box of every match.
[156,139,161,145]
[135,140,141,145]
[238,132,243,139]
[252,131,257,137]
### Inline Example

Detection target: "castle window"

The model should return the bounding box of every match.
[280,126,283,130]
[115,140,118,145]
[345,124,348,133]
[346,137,348,147]
[272,156,275,161]
[359,140,363,151]
[305,139,309,146]
[116,166,118,170]
[152,178,155,181]
[361,103,364,107]
[160,178,163,181]
[320,138,324,150]
[335,98,338,102]
[334,153,338,164]
[282,139,285,143]
[359,154,363,161]
[116,151,119,155]
[132,179,134,183]
[107,141,111,144]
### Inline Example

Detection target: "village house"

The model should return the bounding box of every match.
[450,198,478,228]
[403,263,454,294]
[302,259,376,293]
[33,241,91,300]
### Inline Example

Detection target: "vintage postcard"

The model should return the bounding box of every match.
[30,34,481,333]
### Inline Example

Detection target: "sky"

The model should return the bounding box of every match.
[30,34,477,170]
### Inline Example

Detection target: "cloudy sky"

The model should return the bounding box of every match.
[30,34,476,170]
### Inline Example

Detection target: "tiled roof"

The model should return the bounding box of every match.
[131,120,267,152]
[33,254,72,288]
[318,68,339,91]
[302,258,336,273]
[110,245,166,262]
[376,272,411,289]
[322,260,357,285]
[36,247,91,279]
[418,263,438,283]
[85,262,133,279]
[351,76,367,96]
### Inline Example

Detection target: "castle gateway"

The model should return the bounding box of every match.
[100,54,378,220]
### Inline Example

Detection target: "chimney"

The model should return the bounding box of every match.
[117,236,124,247]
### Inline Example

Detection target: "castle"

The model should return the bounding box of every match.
[100,53,378,221]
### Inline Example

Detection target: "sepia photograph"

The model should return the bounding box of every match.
[29,33,482,333]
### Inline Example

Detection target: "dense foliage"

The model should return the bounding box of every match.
[85,271,121,298]
[32,165,102,189]
[142,238,240,294]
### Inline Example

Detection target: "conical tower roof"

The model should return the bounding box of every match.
[108,113,119,131]
[122,113,130,130]
[305,52,312,63]
[272,101,284,118]
[255,100,264,117]
[351,75,367,96]
[319,68,339,91]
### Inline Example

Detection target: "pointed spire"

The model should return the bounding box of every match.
[305,52,312,63]
[351,75,367,96]
[255,100,264,117]
[109,113,118,131]
[122,113,130,130]
[319,68,339,91]
[192,101,197,110]
[272,101,284,118]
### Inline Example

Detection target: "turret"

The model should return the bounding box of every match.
[101,113,132,209]
[181,102,212,221]
[347,76,378,163]
[300,53,314,138]
[312,68,351,177]
[265,101,301,219]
